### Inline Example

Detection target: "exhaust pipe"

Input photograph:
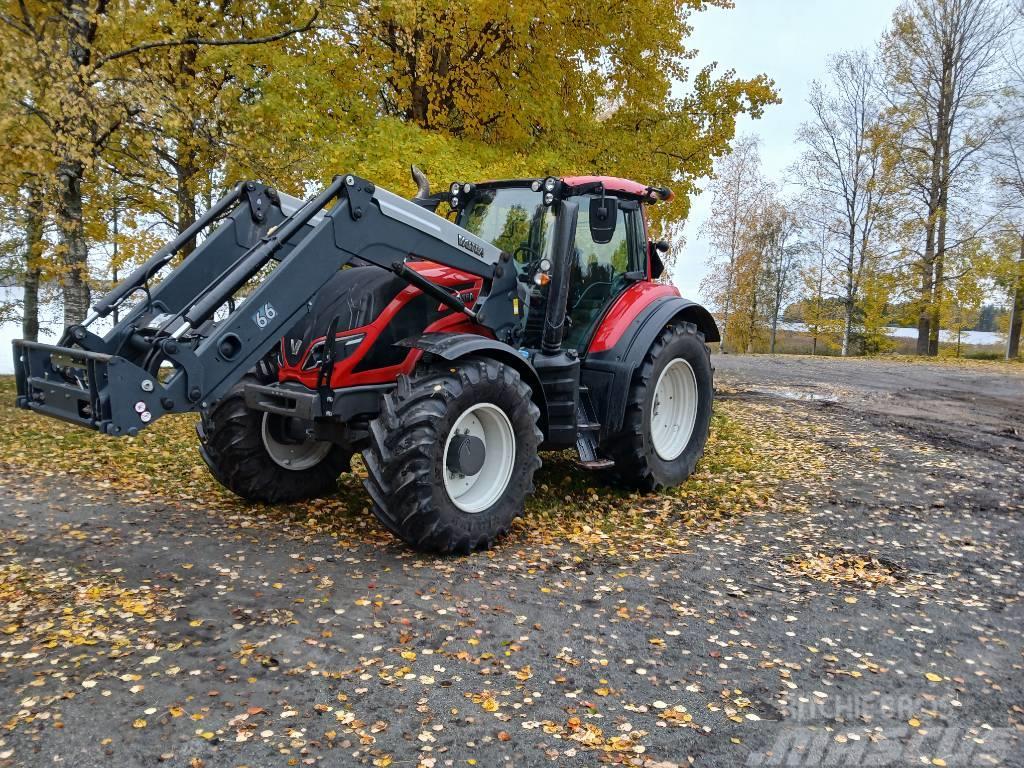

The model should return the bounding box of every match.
[541,200,579,356]
[411,165,431,199]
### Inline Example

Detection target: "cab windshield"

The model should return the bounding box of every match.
[456,187,556,268]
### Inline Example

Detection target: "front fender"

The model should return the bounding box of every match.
[582,295,718,440]
[397,332,548,434]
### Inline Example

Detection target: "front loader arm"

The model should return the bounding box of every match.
[13,174,520,436]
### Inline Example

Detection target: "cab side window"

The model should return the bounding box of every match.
[564,198,642,350]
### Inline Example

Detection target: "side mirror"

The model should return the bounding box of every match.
[649,240,669,280]
[588,196,618,245]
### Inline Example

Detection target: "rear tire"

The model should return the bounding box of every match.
[606,322,714,491]
[362,357,542,554]
[198,376,352,503]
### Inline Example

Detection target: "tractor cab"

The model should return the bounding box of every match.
[450,176,671,352]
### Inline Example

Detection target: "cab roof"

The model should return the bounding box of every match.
[472,176,674,203]
[560,175,674,202]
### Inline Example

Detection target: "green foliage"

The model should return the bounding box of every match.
[0,0,778,314]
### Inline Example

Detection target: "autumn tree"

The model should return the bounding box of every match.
[939,236,986,356]
[988,18,1024,359]
[700,135,766,352]
[800,222,841,355]
[327,0,778,221]
[1,0,777,331]
[881,0,1009,355]
[798,50,889,356]
[0,0,318,326]
[756,193,803,354]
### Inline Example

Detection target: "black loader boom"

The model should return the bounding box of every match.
[13,175,523,436]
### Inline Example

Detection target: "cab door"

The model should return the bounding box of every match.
[564,198,646,351]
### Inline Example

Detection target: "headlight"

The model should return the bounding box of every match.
[531,179,542,192]
[543,176,558,193]
[543,192,554,205]
[450,182,461,195]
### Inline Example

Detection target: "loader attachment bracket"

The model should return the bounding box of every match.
[13,340,172,436]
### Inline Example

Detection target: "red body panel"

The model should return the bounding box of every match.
[277,262,486,388]
[560,175,675,202]
[587,282,680,354]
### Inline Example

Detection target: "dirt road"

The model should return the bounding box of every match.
[715,354,1024,454]
[0,357,1021,768]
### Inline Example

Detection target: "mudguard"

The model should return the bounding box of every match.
[397,332,548,434]
[582,295,719,441]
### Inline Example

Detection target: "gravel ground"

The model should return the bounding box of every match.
[0,355,1021,768]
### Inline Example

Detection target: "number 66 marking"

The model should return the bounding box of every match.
[253,302,277,329]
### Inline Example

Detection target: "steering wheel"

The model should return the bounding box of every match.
[513,244,543,280]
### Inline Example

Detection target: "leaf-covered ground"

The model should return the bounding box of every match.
[0,356,1021,768]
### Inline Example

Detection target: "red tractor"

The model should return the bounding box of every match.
[14,169,718,553]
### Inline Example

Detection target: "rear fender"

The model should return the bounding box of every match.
[397,333,548,436]
[582,296,718,440]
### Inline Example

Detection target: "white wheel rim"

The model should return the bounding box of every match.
[261,413,333,470]
[650,358,699,461]
[443,403,516,513]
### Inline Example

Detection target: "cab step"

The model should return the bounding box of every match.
[575,393,614,469]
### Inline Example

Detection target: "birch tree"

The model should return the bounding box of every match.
[797,50,887,356]
[700,135,765,352]
[757,195,803,354]
[881,0,1009,355]
[989,15,1024,359]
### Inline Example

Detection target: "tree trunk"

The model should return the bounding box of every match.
[22,267,41,342]
[21,185,45,342]
[929,247,945,356]
[57,0,93,327]
[57,158,90,326]
[929,135,952,357]
[175,161,198,255]
[841,302,853,357]
[917,47,951,357]
[917,239,936,356]
[769,318,778,354]
[1008,237,1024,360]
[174,48,200,255]
[844,225,856,357]
[1008,288,1022,359]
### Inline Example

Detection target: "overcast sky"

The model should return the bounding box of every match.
[672,0,904,300]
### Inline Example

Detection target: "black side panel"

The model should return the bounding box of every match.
[582,297,718,440]
[353,293,445,372]
[283,266,407,366]
[531,352,580,449]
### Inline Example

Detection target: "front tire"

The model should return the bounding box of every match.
[362,357,542,554]
[198,376,352,503]
[606,322,714,490]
